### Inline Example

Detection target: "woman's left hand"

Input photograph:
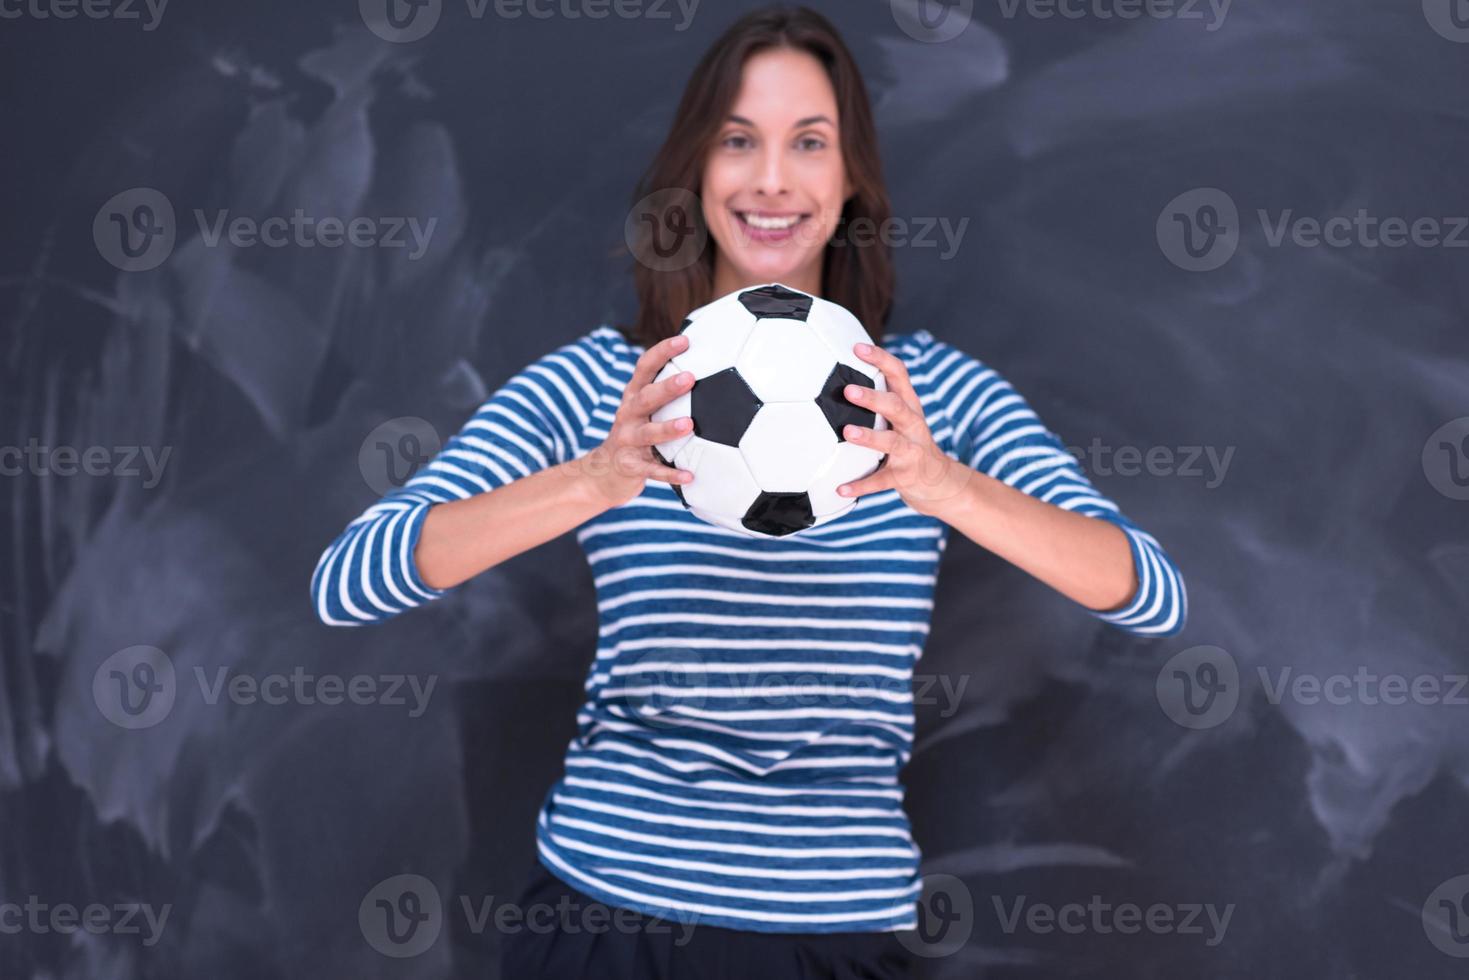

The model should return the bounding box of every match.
[836,342,974,519]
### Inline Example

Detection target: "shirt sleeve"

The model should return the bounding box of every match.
[309,331,619,626]
[917,331,1188,637]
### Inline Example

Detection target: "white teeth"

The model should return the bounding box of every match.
[741,212,801,230]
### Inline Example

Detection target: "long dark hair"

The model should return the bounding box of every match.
[618,4,894,349]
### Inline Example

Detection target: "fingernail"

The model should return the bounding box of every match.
[676,417,692,430]
[845,384,863,399]
[678,372,693,385]
[855,343,872,355]
[838,485,851,496]
[845,424,861,439]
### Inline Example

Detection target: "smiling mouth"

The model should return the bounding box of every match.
[734,211,810,232]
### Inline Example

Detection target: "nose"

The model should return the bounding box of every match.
[753,141,789,199]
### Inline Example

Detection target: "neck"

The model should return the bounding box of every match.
[711,256,823,300]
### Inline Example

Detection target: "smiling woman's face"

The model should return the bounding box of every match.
[702,46,853,300]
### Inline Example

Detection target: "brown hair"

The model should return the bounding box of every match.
[618,4,894,349]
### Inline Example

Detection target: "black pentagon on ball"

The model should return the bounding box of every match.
[742,491,816,537]
[651,446,691,508]
[677,316,694,334]
[689,367,763,448]
[817,363,878,441]
[737,284,812,321]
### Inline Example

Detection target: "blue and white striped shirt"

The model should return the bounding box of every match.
[310,324,1187,933]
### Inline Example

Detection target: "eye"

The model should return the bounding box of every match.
[796,134,828,151]
[721,132,753,150]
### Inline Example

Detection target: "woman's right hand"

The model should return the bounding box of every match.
[579,334,697,509]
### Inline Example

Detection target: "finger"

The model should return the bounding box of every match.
[842,423,901,454]
[648,446,694,484]
[638,416,694,445]
[625,334,689,406]
[853,342,923,414]
[636,367,695,415]
[651,462,694,485]
[837,463,895,499]
[843,385,920,434]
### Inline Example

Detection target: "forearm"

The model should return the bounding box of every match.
[415,459,611,590]
[932,458,1137,613]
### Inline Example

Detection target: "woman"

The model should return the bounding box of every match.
[310,5,1187,977]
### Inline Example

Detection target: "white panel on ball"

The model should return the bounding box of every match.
[735,319,835,402]
[676,311,756,380]
[674,438,761,517]
[739,402,838,493]
[807,441,887,518]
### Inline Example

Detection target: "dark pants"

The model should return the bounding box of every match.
[499,860,917,980]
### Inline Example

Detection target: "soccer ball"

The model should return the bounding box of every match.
[649,283,890,538]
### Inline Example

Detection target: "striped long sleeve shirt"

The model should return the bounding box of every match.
[310,324,1187,933]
